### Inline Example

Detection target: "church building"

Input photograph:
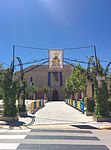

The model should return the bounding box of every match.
[23,64,73,100]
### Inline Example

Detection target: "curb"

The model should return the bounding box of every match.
[0,123,75,129]
[1,125,111,130]
[0,125,30,129]
[0,125,9,129]
[99,125,111,130]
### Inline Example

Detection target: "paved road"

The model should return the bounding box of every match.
[0,127,110,150]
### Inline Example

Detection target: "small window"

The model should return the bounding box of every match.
[30,77,33,82]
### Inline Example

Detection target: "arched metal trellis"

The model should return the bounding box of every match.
[16,57,24,81]
[105,61,111,76]
[106,62,111,71]
[10,56,24,81]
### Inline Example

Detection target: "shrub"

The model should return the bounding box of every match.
[94,81,109,117]
[86,97,95,112]
[2,69,18,117]
[108,101,111,113]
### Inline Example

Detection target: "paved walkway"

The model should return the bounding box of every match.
[1,101,111,129]
[34,101,93,125]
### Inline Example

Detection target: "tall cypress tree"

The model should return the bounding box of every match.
[2,69,18,117]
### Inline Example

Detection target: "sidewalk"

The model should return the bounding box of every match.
[0,101,111,129]
[22,101,111,129]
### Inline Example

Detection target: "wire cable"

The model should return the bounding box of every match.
[64,45,94,50]
[63,58,91,64]
[23,60,49,74]
[63,60,76,67]
[15,58,48,66]
[15,45,48,50]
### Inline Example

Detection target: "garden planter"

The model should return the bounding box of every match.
[94,117,111,122]
[19,111,27,117]
[0,115,18,121]
[86,111,94,116]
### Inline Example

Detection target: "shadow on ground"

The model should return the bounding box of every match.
[6,115,35,127]
[71,124,98,129]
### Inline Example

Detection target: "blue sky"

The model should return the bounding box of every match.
[0,0,111,69]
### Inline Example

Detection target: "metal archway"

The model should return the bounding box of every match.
[10,56,24,81]
[16,57,24,81]
[106,62,111,70]
[105,61,111,75]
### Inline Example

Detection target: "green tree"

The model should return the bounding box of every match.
[110,76,111,101]
[64,78,73,98]
[64,64,87,99]
[91,58,109,117]
[71,64,86,97]
[2,69,18,117]
[0,65,4,99]
[0,72,3,99]
[0,88,3,99]
[94,80,109,117]
[25,84,37,99]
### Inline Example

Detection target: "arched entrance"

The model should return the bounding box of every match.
[53,90,59,100]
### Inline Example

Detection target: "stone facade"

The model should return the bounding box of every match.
[23,65,73,100]
[18,63,109,102]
